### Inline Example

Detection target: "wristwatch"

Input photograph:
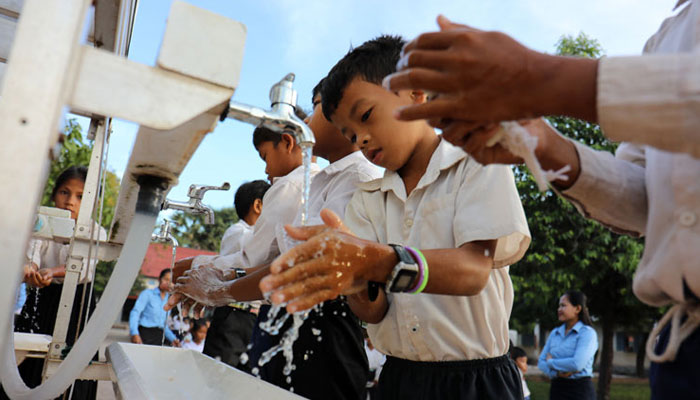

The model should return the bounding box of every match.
[386,244,419,292]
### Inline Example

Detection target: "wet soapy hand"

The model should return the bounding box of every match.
[383,15,542,124]
[260,209,394,313]
[170,267,237,311]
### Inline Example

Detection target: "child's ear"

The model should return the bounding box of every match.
[281,133,296,153]
[409,90,427,104]
[253,198,263,215]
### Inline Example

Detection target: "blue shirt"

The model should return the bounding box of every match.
[129,288,176,342]
[538,321,598,379]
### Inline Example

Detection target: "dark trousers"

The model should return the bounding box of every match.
[248,301,368,400]
[1,283,97,400]
[650,322,700,400]
[377,354,523,400]
[138,326,169,346]
[549,377,595,400]
[202,306,256,368]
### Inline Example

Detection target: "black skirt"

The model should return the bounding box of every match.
[248,300,369,400]
[202,306,256,368]
[2,283,97,400]
[377,354,524,400]
[550,377,595,400]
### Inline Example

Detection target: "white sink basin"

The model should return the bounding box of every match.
[106,342,304,400]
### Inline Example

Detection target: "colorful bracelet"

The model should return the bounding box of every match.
[405,246,429,294]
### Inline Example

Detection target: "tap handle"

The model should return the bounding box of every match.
[269,73,298,108]
[187,182,231,200]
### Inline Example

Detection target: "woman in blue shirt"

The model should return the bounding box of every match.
[129,268,180,346]
[538,290,598,400]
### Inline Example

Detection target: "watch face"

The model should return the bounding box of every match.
[390,268,418,292]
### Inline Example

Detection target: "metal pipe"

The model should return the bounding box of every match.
[226,73,315,147]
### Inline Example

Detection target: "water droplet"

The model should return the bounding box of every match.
[252,367,259,376]
[239,352,248,365]
[317,336,322,342]
[341,312,346,317]
[311,328,321,336]
[286,376,292,384]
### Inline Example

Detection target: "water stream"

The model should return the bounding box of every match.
[254,143,317,382]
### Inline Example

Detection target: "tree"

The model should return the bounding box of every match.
[509,33,659,400]
[169,207,239,252]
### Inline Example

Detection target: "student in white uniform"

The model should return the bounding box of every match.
[6,166,106,400]
[168,80,382,399]
[261,36,530,400]
[380,6,700,399]
[202,180,270,368]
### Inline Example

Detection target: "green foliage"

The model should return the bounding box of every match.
[169,207,239,251]
[510,32,659,334]
[555,32,605,58]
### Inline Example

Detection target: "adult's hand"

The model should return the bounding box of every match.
[259,209,395,313]
[383,15,598,124]
[130,335,143,344]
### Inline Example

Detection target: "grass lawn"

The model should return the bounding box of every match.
[527,378,650,400]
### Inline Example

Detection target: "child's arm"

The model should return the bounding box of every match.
[260,209,496,313]
[164,263,271,313]
[347,287,388,324]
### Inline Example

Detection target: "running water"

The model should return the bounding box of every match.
[256,142,316,383]
[299,144,313,226]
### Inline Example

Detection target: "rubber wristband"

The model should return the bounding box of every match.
[405,247,428,294]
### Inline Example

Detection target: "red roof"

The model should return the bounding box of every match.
[140,243,217,278]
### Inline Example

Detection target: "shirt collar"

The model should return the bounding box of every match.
[321,151,367,176]
[556,321,584,335]
[271,163,319,184]
[359,138,467,200]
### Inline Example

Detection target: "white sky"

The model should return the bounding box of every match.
[72,0,678,211]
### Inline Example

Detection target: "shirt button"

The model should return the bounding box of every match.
[404,218,413,228]
[679,211,697,227]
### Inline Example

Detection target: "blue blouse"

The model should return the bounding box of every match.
[129,288,176,343]
[538,321,598,379]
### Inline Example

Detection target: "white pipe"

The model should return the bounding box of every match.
[1,180,164,400]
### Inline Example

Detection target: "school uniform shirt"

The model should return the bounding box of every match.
[26,224,108,284]
[181,339,205,352]
[191,163,320,271]
[344,138,531,361]
[219,219,252,256]
[561,0,700,307]
[277,151,383,253]
[537,321,598,379]
[129,287,177,343]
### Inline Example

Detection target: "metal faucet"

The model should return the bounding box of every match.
[162,182,230,224]
[151,219,179,247]
[226,73,315,147]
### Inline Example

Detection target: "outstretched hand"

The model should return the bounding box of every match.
[259,209,395,313]
[165,266,236,318]
[383,15,545,125]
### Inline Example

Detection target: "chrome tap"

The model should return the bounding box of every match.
[226,73,315,147]
[151,219,179,247]
[162,182,230,225]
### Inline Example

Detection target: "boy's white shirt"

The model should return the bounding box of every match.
[219,219,252,256]
[278,151,382,253]
[344,139,531,361]
[192,163,320,271]
[26,223,108,284]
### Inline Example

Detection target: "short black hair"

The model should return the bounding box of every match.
[52,166,88,200]
[312,78,325,101]
[192,319,207,333]
[234,180,271,219]
[321,35,405,121]
[252,107,309,149]
[510,346,527,360]
[159,268,172,281]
